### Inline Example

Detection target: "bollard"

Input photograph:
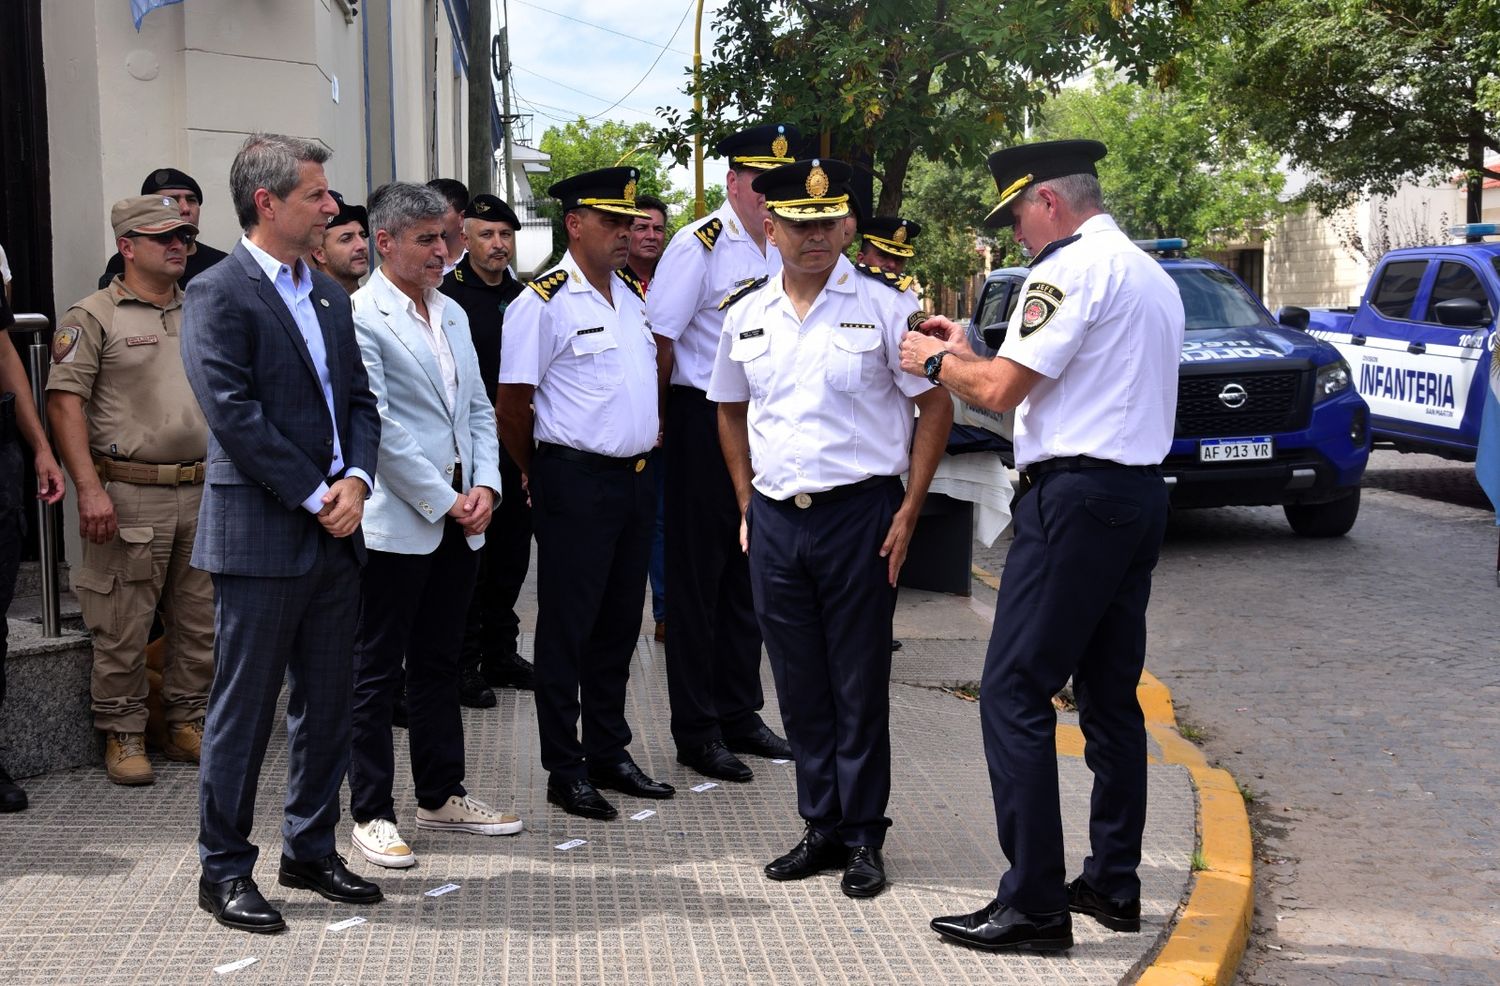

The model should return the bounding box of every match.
[13,313,61,637]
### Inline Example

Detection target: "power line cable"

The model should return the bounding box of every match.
[582,0,695,122]
[510,0,693,56]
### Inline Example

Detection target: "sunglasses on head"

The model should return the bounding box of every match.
[128,229,193,246]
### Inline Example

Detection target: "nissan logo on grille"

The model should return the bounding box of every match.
[1218,383,1249,409]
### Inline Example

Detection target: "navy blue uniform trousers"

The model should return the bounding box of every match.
[748,479,902,848]
[460,445,532,669]
[662,386,766,747]
[349,517,479,823]
[198,533,360,882]
[981,465,1168,913]
[529,446,653,781]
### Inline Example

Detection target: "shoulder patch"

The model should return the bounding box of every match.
[616,267,647,302]
[717,275,770,312]
[694,217,724,251]
[527,268,568,302]
[51,323,82,364]
[1018,282,1065,338]
[854,262,914,293]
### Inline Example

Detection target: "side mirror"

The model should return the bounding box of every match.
[1432,297,1488,327]
[1277,306,1310,331]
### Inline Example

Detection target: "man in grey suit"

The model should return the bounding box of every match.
[345,182,523,872]
[181,133,383,934]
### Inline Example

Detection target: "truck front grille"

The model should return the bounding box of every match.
[1175,369,1309,437]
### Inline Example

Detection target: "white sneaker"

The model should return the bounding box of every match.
[415,794,524,836]
[352,818,417,868]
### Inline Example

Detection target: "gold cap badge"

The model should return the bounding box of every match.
[771,133,789,159]
[623,178,637,202]
[893,224,908,243]
[806,161,829,199]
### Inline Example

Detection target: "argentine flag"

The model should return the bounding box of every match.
[1476,330,1500,528]
[132,0,183,31]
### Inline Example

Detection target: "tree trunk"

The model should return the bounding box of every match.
[877,146,912,215]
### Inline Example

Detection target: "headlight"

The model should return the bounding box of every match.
[1314,359,1352,402]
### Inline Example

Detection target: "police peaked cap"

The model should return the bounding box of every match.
[714,123,801,170]
[751,158,853,221]
[141,167,203,202]
[983,139,1107,229]
[464,193,521,229]
[547,167,650,218]
[327,190,368,235]
[859,216,922,258]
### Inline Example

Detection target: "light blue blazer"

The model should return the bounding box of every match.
[351,270,502,555]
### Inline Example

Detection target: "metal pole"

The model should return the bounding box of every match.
[498,27,515,203]
[693,0,706,219]
[467,0,494,195]
[15,313,60,637]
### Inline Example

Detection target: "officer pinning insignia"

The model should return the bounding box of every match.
[52,324,81,364]
[906,311,932,333]
[546,166,650,218]
[718,274,770,311]
[854,262,914,292]
[616,267,647,302]
[694,216,724,251]
[753,158,853,221]
[714,122,801,171]
[983,138,1107,229]
[1018,282,1065,337]
[528,268,569,302]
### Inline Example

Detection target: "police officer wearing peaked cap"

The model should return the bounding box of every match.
[646,123,799,786]
[100,168,229,290]
[856,215,921,275]
[901,139,1186,951]
[497,167,676,822]
[709,158,953,899]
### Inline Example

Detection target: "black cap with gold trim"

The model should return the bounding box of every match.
[752,158,853,221]
[984,139,1107,228]
[714,123,800,171]
[860,216,921,259]
[547,167,650,218]
[464,193,521,229]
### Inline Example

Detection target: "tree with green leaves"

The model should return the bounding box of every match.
[656,0,1189,215]
[538,119,675,259]
[1198,0,1499,222]
[898,157,997,301]
[1031,70,1286,245]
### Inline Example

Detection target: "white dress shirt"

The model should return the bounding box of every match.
[368,266,459,413]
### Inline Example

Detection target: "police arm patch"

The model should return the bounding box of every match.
[1018,282,1064,338]
[52,324,81,364]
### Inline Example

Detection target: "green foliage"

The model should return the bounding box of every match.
[898,157,995,298]
[1033,69,1286,246]
[537,119,675,256]
[662,185,727,236]
[1197,0,1500,217]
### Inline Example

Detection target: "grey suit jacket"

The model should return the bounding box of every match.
[181,242,381,577]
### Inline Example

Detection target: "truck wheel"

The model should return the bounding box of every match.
[1283,488,1360,537]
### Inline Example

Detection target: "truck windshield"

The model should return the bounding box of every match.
[1165,266,1272,331]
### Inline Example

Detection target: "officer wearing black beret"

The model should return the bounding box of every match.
[903,139,1185,951]
[99,168,229,290]
[441,193,534,707]
[310,190,370,296]
[855,216,921,275]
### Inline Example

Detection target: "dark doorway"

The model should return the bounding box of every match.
[0,0,53,322]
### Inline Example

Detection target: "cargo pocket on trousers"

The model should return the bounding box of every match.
[114,527,156,582]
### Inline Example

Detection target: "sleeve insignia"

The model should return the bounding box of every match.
[854,262,914,293]
[694,217,725,252]
[1018,282,1064,338]
[616,267,647,302]
[717,274,770,311]
[52,324,81,364]
[526,268,569,302]
[905,310,932,333]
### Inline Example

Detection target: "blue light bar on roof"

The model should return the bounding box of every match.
[1132,238,1187,253]
[1448,223,1499,237]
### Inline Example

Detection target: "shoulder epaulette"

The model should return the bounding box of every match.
[717,275,769,311]
[694,217,725,252]
[616,267,647,302]
[527,268,568,302]
[451,266,465,284]
[854,262,914,293]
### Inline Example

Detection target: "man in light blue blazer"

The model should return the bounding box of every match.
[345,182,522,870]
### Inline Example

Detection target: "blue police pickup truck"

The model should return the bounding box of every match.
[962,240,1372,536]
[1297,225,1499,461]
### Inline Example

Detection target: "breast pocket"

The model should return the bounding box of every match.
[728,331,772,399]
[569,329,625,387]
[826,326,883,392]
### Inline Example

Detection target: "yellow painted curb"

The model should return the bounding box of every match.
[1135,670,1253,986]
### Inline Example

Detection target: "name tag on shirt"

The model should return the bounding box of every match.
[739,328,764,340]
[576,326,604,336]
[125,335,159,346]
[839,322,876,331]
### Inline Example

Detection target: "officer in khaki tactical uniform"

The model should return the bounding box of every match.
[47,195,215,786]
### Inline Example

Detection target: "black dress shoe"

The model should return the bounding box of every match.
[724,723,792,761]
[930,899,1072,952]
[677,740,753,782]
[546,778,618,820]
[764,827,848,881]
[481,652,535,690]
[278,853,383,905]
[198,876,286,934]
[841,846,887,898]
[1067,876,1141,932]
[458,666,497,708]
[588,759,675,799]
[0,764,28,813]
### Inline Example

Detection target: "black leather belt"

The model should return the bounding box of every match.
[1024,455,1160,482]
[767,475,897,510]
[669,384,709,398]
[537,441,652,473]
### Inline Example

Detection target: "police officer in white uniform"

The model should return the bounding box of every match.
[647,123,798,784]
[497,167,675,822]
[711,158,953,899]
[901,140,1185,951]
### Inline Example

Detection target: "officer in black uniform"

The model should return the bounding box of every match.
[440,193,534,708]
[99,169,228,289]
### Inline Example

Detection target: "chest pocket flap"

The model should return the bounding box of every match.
[569,327,623,386]
[827,324,883,392]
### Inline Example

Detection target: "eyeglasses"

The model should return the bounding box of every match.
[127,230,193,246]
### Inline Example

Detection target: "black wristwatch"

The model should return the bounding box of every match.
[923,350,948,385]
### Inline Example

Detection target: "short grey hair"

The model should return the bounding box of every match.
[230,133,331,230]
[1023,173,1105,213]
[367,181,449,254]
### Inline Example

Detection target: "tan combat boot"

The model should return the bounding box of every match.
[163,719,204,764]
[104,732,154,785]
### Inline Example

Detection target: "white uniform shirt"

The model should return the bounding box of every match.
[499,250,658,457]
[998,214,1184,469]
[646,202,782,390]
[368,266,459,413]
[708,255,935,500]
